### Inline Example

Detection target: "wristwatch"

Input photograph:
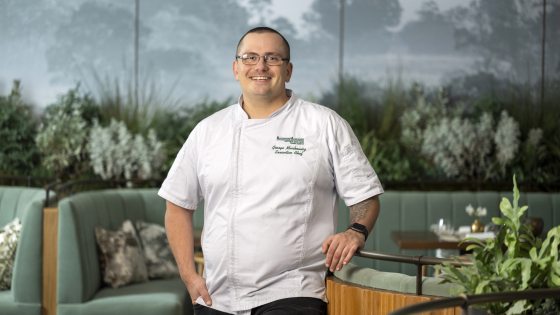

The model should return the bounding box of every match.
[347,223,369,241]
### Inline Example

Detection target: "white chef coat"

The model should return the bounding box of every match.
[158,91,383,313]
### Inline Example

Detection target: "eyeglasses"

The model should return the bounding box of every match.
[235,53,289,66]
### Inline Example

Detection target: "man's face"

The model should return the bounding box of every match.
[233,32,292,103]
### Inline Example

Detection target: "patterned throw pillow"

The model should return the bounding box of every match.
[0,218,22,290]
[135,221,178,279]
[95,220,148,288]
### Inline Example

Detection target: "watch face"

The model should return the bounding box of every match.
[351,223,367,232]
[349,223,368,240]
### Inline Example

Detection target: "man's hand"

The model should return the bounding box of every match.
[321,229,365,272]
[183,273,212,306]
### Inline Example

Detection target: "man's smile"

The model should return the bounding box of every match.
[250,75,272,81]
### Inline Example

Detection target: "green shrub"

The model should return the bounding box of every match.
[0,81,40,175]
[153,99,229,169]
[360,132,413,182]
[87,72,178,135]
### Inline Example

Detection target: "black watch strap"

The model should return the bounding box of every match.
[347,223,369,241]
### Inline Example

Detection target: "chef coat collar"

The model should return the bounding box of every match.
[236,89,296,121]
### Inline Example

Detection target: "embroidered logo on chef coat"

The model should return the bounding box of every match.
[276,136,304,145]
[273,136,306,156]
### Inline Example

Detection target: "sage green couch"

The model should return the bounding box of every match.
[57,189,194,315]
[0,186,46,315]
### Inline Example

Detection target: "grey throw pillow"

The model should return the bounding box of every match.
[135,221,178,279]
[0,218,22,290]
[95,220,148,288]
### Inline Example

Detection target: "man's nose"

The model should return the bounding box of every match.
[254,56,269,70]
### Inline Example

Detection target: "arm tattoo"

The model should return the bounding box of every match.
[349,197,375,223]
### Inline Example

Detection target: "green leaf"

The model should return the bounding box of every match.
[492,217,505,225]
[500,197,513,217]
[466,243,482,252]
[549,261,560,287]
[475,279,491,294]
[519,259,532,289]
[447,267,471,285]
[512,174,520,209]
[506,300,530,315]
[516,206,529,226]
[546,227,560,260]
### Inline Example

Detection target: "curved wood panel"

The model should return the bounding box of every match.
[326,277,458,315]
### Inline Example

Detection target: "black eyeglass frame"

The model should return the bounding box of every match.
[235,53,290,66]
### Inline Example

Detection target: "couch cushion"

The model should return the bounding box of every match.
[57,278,192,315]
[95,220,148,288]
[0,218,21,289]
[0,290,41,315]
[135,220,178,279]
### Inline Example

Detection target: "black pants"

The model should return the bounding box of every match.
[193,297,327,315]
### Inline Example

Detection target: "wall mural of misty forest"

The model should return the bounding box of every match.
[1,0,559,190]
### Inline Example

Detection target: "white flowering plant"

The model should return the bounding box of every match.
[400,88,522,181]
[88,119,165,181]
[465,204,487,219]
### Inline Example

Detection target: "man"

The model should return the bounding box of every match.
[159,27,383,315]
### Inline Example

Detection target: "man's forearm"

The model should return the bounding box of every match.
[349,195,380,233]
[322,195,381,270]
[165,201,197,282]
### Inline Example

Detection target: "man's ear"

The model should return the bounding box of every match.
[233,60,239,81]
[285,62,293,83]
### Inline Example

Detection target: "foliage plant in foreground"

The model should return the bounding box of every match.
[437,176,560,314]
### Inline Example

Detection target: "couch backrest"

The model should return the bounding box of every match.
[0,186,45,225]
[57,188,166,303]
[0,186,45,303]
[337,191,560,275]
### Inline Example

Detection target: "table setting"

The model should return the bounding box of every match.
[430,204,495,242]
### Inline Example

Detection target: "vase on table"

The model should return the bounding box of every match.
[471,218,485,233]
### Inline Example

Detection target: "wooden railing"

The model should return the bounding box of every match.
[0,175,52,187]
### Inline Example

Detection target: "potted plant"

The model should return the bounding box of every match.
[437,176,560,314]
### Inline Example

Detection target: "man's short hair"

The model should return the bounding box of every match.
[236,26,291,60]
